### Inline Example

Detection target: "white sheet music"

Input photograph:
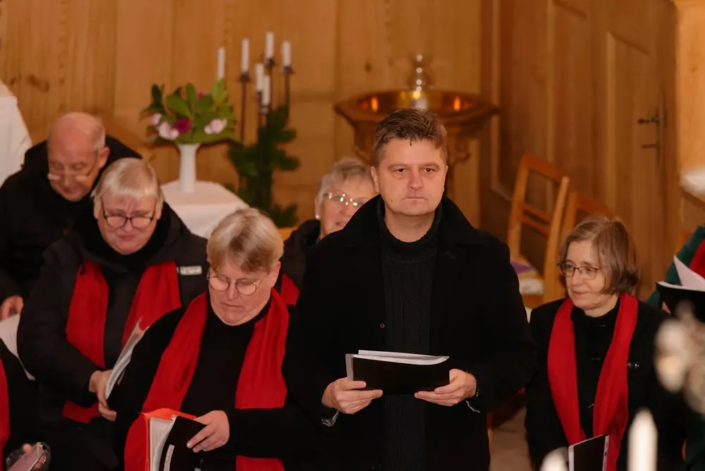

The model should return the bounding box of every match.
[674,256,705,291]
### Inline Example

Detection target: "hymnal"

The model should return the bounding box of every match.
[569,435,609,471]
[345,350,450,394]
[137,409,205,471]
[106,319,149,399]
[657,256,705,321]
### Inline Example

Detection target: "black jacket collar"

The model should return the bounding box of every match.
[335,195,491,250]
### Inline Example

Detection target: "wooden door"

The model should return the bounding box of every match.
[594,0,673,298]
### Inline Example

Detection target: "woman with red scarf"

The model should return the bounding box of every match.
[16,159,209,471]
[113,208,318,471]
[525,217,686,471]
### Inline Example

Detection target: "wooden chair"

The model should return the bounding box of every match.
[560,192,618,240]
[507,154,570,308]
[277,227,295,241]
[556,192,618,298]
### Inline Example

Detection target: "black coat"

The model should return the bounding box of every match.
[16,205,208,468]
[111,300,318,471]
[525,299,686,471]
[0,340,38,467]
[284,195,537,471]
[0,136,137,302]
[278,219,320,290]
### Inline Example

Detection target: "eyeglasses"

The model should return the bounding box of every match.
[47,156,100,182]
[323,192,369,208]
[207,272,262,296]
[558,262,602,280]
[101,198,156,229]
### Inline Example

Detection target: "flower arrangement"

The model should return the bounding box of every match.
[142,80,236,145]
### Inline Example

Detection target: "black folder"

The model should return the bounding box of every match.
[656,282,705,321]
[155,417,206,471]
[345,350,450,395]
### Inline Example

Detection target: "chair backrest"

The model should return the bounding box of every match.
[507,154,570,302]
[560,192,618,241]
[277,227,295,241]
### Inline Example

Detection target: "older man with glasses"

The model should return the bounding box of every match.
[17,158,208,471]
[0,112,137,319]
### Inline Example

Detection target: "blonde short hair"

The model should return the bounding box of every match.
[560,216,640,294]
[316,157,374,201]
[92,158,164,208]
[207,208,283,274]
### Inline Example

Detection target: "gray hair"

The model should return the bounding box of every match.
[49,112,106,154]
[316,156,374,202]
[92,158,164,207]
[207,208,284,273]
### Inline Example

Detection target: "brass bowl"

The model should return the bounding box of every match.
[335,89,498,133]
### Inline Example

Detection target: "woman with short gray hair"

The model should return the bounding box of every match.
[17,158,208,471]
[277,156,376,303]
[116,208,317,471]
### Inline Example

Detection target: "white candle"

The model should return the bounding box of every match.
[255,63,264,92]
[628,409,657,471]
[217,47,226,80]
[282,41,291,67]
[265,32,274,60]
[240,38,249,73]
[262,76,271,106]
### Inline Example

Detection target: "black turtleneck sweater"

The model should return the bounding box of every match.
[572,300,619,437]
[377,201,441,471]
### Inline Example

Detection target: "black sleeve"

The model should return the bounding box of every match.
[282,245,340,426]
[466,243,538,413]
[16,246,98,406]
[219,309,319,461]
[524,306,568,469]
[111,310,182,461]
[0,182,22,302]
[1,340,39,464]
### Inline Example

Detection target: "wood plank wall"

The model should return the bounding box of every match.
[0,0,483,222]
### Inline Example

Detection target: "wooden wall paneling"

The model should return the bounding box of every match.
[65,0,117,118]
[113,0,175,179]
[272,0,338,222]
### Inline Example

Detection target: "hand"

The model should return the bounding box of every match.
[188,411,230,452]
[415,369,477,407]
[88,370,116,421]
[322,378,383,415]
[0,295,23,319]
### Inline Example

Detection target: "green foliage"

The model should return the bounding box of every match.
[142,79,237,145]
[228,105,300,227]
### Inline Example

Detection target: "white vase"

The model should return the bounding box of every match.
[177,143,200,193]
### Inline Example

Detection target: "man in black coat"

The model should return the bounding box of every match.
[284,108,537,471]
[0,112,138,319]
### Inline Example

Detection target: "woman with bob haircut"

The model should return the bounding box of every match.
[525,216,685,471]
[114,207,318,471]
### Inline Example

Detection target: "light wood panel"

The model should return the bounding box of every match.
[0,0,483,223]
[482,0,677,300]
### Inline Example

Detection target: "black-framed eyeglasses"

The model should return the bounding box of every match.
[323,192,369,208]
[207,271,262,296]
[558,262,602,280]
[101,198,156,229]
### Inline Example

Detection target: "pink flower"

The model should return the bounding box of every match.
[174,118,192,134]
[204,118,228,135]
[157,121,179,140]
[198,92,207,98]
[150,113,162,126]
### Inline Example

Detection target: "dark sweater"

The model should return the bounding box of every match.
[377,201,440,471]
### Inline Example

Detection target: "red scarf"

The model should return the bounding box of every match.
[62,260,181,423]
[0,356,9,460]
[690,241,705,276]
[124,290,289,471]
[547,293,638,471]
[279,274,300,305]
